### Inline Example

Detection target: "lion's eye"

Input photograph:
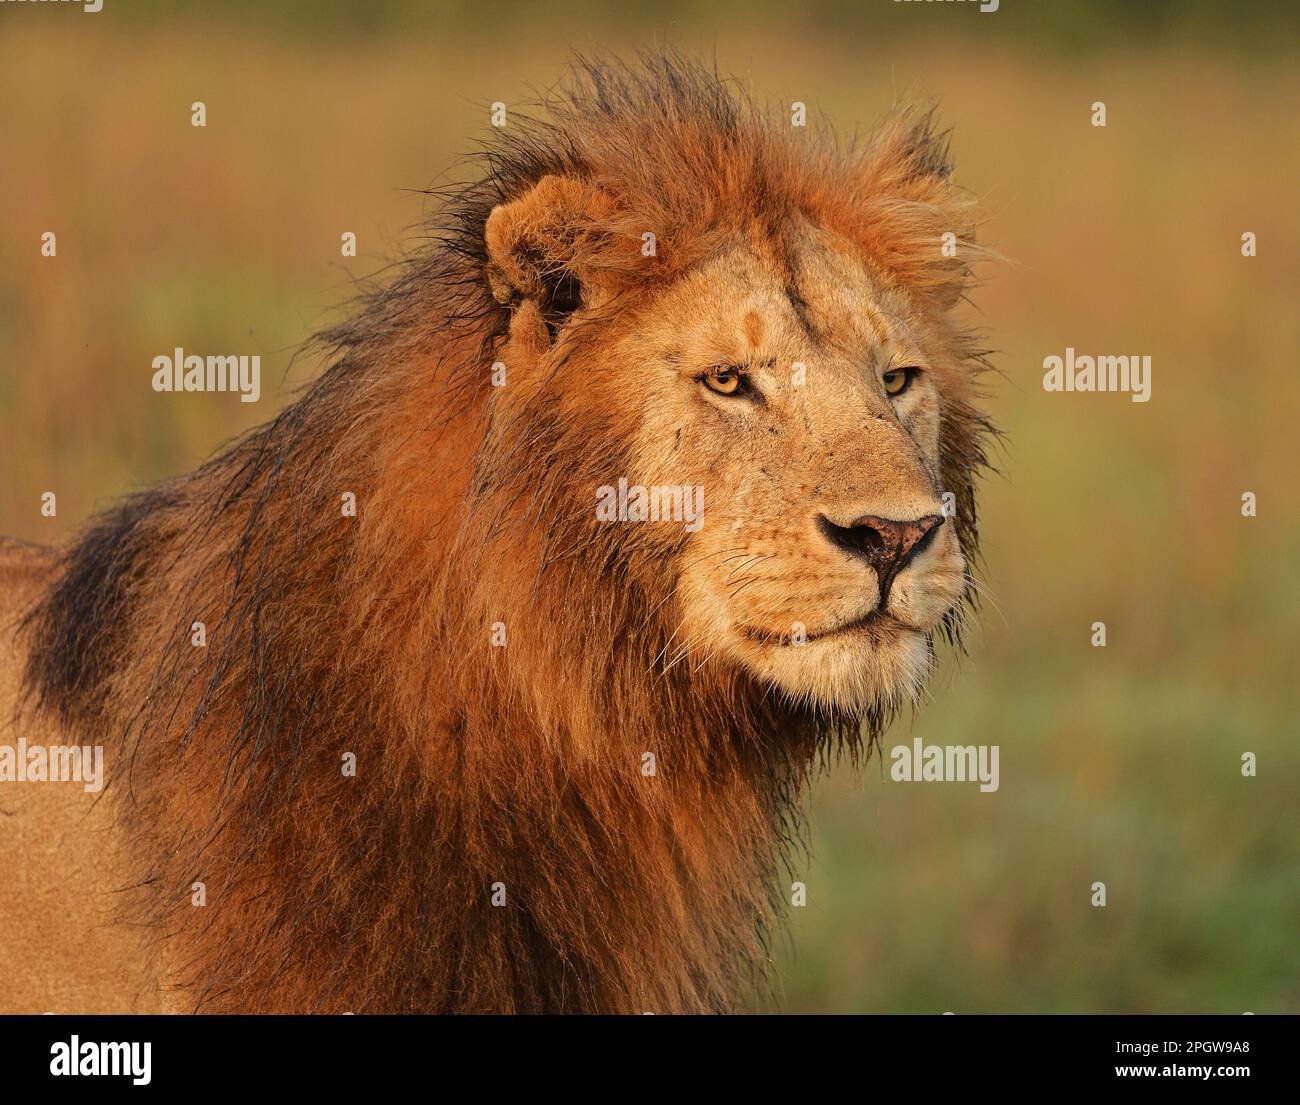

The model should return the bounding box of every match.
[703,370,743,397]
[881,366,920,398]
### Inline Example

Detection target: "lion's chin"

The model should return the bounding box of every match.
[739,621,932,714]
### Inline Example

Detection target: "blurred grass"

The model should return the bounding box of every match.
[2,6,1297,1012]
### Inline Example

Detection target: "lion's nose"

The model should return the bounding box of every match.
[817,513,944,597]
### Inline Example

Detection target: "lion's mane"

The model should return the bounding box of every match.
[21,52,992,1013]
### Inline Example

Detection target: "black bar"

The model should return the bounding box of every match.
[0,1013,1290,1091]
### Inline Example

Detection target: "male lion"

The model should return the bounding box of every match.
[0,53,992,1014]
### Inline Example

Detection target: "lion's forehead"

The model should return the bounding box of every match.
[634,228,925,375]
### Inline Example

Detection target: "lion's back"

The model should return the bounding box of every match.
[0,538,162,1013]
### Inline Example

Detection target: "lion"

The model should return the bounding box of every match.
[0,52,993,1014]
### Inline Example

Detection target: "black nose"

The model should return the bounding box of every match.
[817,513,944,600]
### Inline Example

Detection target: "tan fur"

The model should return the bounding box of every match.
[3,53,993,1014]
[0,542,160,1012]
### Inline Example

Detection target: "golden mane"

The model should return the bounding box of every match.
[20,51,993,1013]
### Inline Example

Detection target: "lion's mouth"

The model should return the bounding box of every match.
[743,609,919,647]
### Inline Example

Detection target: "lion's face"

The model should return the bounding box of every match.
[607,219,967,712]
[485,171,977,716]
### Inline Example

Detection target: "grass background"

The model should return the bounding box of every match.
[2,1,1297,1012]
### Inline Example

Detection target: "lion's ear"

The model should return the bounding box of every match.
[844,115,977,314]
[484,175,620,334]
